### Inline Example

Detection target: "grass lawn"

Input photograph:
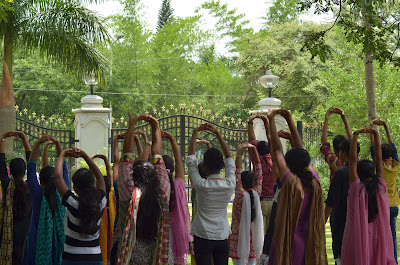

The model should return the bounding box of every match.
[187,203,400,265]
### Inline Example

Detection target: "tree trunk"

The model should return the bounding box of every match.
[1,29,15,154]
[365,52,377,122]
[4,28,13,79]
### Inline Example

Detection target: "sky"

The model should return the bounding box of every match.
[88,0,270,32]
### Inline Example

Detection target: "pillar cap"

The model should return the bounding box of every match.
[72,95,110,113]
[81,95,103,105]
[258,97,282,110]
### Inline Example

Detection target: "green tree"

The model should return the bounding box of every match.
[108,0,157,116]
[0,0,12,22]
[1,0,110,84]
[157,0,174,30]
[196,0,252,52]
[265,0,303,24]
[12,50,85,120]
[300,0,400,122]
[235,22,330,114]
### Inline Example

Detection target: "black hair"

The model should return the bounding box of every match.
[133,160,161,241]
[72,168,102,235]
[339,139,360,156]
[332,135,346,152]
[198,161,207,179]
[10,158,26,178]
[204,147,224,173]
[103,175,111,206]
[381,143,393,160]
[284,148,313,189]
[241,171,255,222]
[357,160,384,223]
[10,158,29,220]
[257,141,270,156]
[162,155,176,212]
[40,166,57,215]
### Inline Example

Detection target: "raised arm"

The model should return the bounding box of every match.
[350,127,382,184]
[47,135,69,187]
[145,115,161,156]
[15,131,32,154]
[236,143,246,168]
[75,148,105,192]
[189,128,199,156]
[42,142,51,166]
[204,123,231,158]
[269,137,280,181]
[268,109,290,179]
[259,115,271,144]
[372,128,383,178]
[321,107,333,144]
[123,113,147,154]
[55,149,70,197]
[162,131,185,180]
[278,129,294,147]
[30,134,51,162]
[189,125,207,155]
[134,130,148,157]
[383,120,394,144]
[140,141,152,161]
[113,132,125,182]
[332,107,352,139]
[278,109,302,148]
[0,132,16,189]
[196,138,211,149]
[372,119,393,144]
[134,134,143,157]
[92,154,112,180]
[248,114,258,142]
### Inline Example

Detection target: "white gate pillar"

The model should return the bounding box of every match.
[73,95,110,168]
[250,97,288,153]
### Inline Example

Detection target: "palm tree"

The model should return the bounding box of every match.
[1,0,110,83]
[0,0,110,153]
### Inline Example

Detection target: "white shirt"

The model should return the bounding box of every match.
[187,154,236,240]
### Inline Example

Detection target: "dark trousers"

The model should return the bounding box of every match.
[390,206,399,264]
[194,235,229,265]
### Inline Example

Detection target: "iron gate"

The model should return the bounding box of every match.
[111,114,251,201]
[13,116,75,171]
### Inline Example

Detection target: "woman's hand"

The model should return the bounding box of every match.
[371,119,386,126]
[204,123,219,134]
[267,109,279,119]
[278,129,291,140]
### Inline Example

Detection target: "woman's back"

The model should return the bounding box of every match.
[342,178,396,265]
[62,190,107,262]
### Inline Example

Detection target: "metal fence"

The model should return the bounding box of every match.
[297,121,324,167]
[14,117,75,171]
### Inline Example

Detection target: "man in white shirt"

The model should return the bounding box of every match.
[187,123,236,265]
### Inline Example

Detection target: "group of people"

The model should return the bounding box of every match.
[0,106,398,265]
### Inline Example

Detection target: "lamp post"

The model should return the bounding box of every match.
[109,34,124,85]
[259,70,279,97]
[84,73,98,95]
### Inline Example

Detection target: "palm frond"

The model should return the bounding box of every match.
[18,1,110,83]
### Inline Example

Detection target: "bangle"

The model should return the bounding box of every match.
[146,140,152,146]
[248,121,253,125]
